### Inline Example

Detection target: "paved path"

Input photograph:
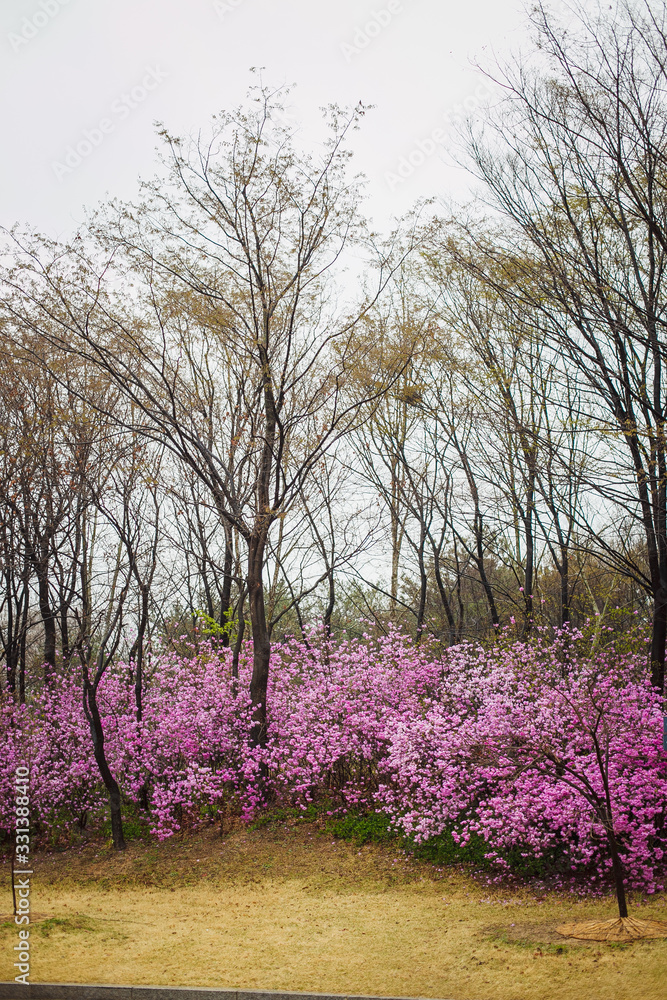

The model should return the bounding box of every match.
[0,984,455,1000]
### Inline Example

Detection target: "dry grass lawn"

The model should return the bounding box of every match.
[1,818,666,999]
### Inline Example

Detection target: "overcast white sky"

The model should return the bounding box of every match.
[1,0,532,239]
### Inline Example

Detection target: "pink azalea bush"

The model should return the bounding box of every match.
[380,636,667,892]
[0,675,105,837]
[108,647,259,837]
[258,629,442,813]
[0,626,665,893]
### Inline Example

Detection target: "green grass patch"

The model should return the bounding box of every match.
[37,914,129,942]
[38,915,97,936]
[323,808,488,865]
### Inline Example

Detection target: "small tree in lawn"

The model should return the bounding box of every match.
[384,632,667,939]
[471,665,652,921]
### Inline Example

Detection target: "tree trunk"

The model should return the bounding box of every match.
[18,629,26,705]
[650,585,667,693]
[595,759,628,918]
[248,533,270,747]
[60,602,70,667]
[323,569,335,637]
[414,526,428,644]
[453,537,465,640]
[128,584,150,723]
[522,497,535,639]
[219,529,234,647]
[11,850,17,916]
[231,585,246,699]
[473,522,499,628]
[560,546,570,626]
[433,544,456,646]
[5,649,16,698]
[36,565,56,678]
[83,680,126,850]
[390,459,403,615]
[605,829,628,919]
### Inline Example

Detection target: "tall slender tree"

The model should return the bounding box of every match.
[1,86,406,743]
[458,0,667,690]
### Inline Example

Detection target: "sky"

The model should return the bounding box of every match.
[1,0,533,239]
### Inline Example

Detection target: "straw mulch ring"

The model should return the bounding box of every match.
[557,917,667,942]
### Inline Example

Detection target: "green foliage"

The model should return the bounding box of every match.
[326,810,395,845]
[249,803,322,829]
[498,841,574,878]
[323,808,485,865]
[325,809,488,863]
[101,808,151,843]
[576,605,651,658]
[195,606,238,643]
[409,828,489,866]
[325,809,576,880]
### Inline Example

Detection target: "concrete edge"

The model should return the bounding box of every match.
[0,986,443,1000]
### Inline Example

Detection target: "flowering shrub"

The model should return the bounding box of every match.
[1,675,105,837]
[380,638,667,893]
[0,627,665,894]
[111,648,259,836]
[259,629,442,812]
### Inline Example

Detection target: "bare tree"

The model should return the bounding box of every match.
[457,0,667,688]
[1,85,406,744]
